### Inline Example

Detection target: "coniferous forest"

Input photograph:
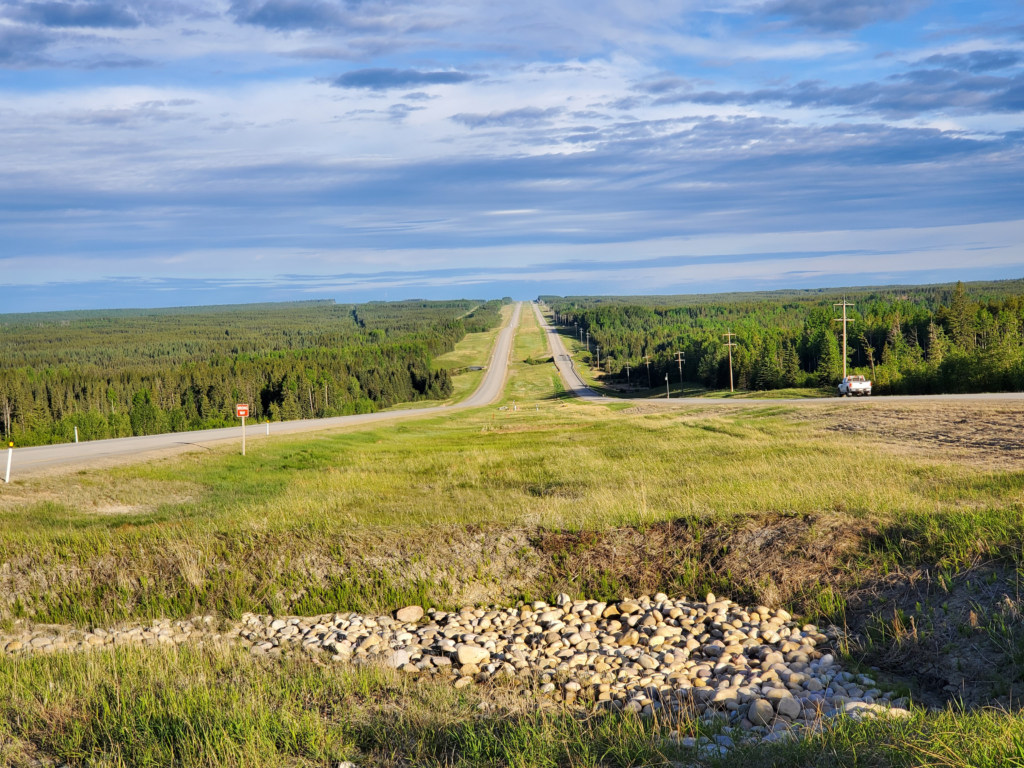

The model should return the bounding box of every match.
[0,298,510,446]
[544,280,1024,395]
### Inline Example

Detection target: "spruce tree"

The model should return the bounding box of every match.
[753,345,780,390]
[948,280,974,349]
[816,330,842,385]
[782,342,800,387]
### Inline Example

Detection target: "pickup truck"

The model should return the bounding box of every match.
[838,375,872,397]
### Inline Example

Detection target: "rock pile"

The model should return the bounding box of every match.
[2,616,221,655]
[1,592,910,737]
[238,591,909,733]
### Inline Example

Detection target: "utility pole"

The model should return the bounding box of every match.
[665,374,670,399]
[833,297,855,380]
[675,351,685,388]
[722,332,737,392]
[625,361,630,384]
[596,346,600,369]
[586,331,590,352]
[643,354,652,389]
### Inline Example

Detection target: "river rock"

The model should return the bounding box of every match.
[395,606,424,623]
[749,699,776,726]
[776,697,801,720]
[456,645,490,665]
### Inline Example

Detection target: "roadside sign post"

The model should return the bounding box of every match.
[236,404,249,455]
[666,374,670,399]
[4,442,12,484]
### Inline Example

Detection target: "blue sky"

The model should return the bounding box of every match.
[1,0,1022,311]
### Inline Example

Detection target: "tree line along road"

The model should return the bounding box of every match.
[531,301,1024,405]
[9,303,523,475]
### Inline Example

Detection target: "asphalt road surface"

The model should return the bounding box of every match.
[533,300,602,399]
[533,301,1024,406]
[13,303,522,475]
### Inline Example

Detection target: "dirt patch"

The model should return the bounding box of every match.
[809,401,1024,469]
[532,514,869,608]
[621,399,1024,469]
[838,564,1024,710]
[0,476,198,516]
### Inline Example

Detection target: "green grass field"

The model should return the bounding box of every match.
[2,305,1024,766]
[426,304,515,405]
[2,642,1022,768]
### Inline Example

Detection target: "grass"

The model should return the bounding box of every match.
[0,643,1022,767]
[4,307,1024,764]
[2,387,1024,625]
[428,304,516,405]
[700,387,834,400]
[502,303,571,406]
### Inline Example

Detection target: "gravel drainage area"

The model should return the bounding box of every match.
[3,592,911,753]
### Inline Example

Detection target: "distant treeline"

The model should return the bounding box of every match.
[543,280,1024,395]
[0,298,511,446]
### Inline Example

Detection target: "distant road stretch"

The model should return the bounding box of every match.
[533,301,1024,406]
[14,303,522,474]
[533,300,602,399]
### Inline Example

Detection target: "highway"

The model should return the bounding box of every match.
[12,302,522,475]
[532,301,1024,405]
[532,300,602,399]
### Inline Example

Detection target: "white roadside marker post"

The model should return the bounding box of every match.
[4,442,12,484]
[236,404,249,456]
[74,426,79,443]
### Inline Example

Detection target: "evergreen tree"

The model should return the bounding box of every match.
[781,342,800,387]
[753,345,780,390]
[816,330,842,385]
[926,321,945,365]
[129,389,163,436]
[948,280,974,349]
[882,315,907,366]
[281,387,301,421]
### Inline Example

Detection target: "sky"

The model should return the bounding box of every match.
[1,0,1023,311]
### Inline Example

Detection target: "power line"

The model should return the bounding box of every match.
[833,297,855,380]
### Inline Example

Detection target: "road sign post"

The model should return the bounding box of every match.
[4,442,12,484]
[236,404,249,456]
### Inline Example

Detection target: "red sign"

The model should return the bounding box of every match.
[236,404,249,419]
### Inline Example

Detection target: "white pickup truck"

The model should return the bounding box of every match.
[838,375,872,397]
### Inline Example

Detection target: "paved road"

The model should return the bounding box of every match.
[533,300,601,399]
[533,301,1024,406]
[12,303,522,475]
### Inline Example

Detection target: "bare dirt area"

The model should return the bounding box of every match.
[839,564,1024,711]
[623,398,1024,469]
[809,401,1024,469]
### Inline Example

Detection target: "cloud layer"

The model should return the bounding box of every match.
[0,0,1021,310]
